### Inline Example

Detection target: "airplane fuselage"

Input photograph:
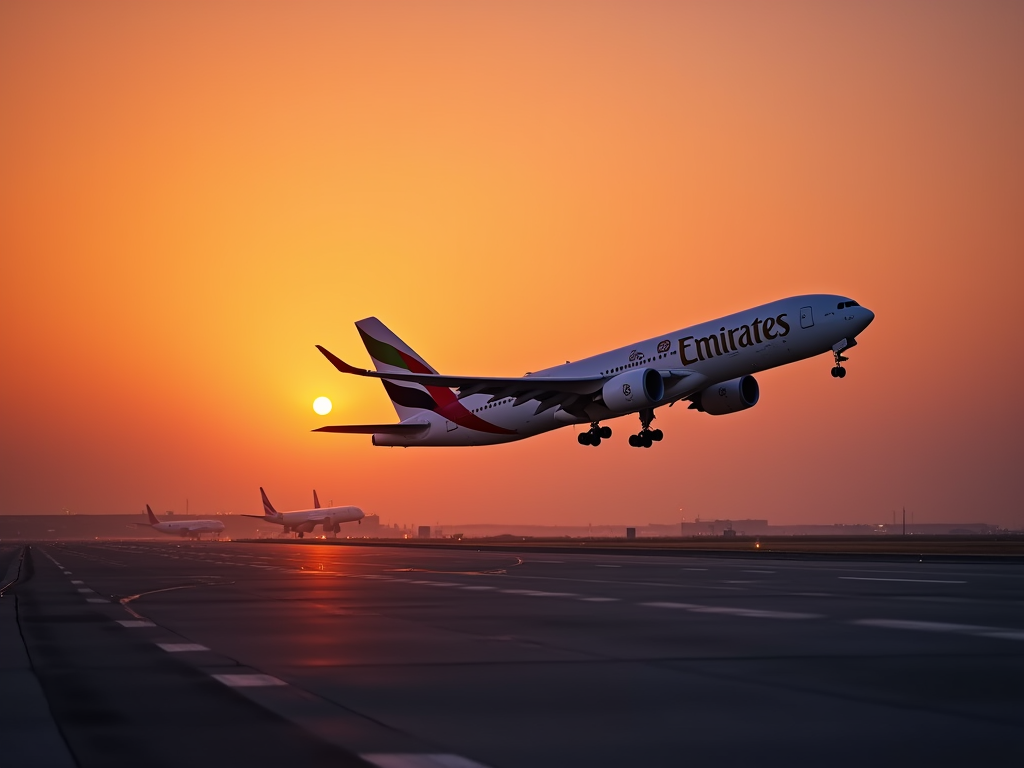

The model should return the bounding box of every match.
[372,294,874,446]
[258,506,364,534]
[151,520,225,538]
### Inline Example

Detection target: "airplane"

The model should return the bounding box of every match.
[313,294,874,448]
[241,488,364,538]
[141,505,225,539]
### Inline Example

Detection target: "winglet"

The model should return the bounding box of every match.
[259,487,278,516]
[313,490,321,509]
[316,345,365,376]
[145,504,160,525]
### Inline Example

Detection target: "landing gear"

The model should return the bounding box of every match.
[297,531,305,539]
[831,339,854,378]
[578,422,612,447]
[629,409,663,448]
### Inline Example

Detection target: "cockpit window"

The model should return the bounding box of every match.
[837,300,860,309]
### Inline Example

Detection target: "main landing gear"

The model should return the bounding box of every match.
[578,422,612,447]
[628,408,663,449]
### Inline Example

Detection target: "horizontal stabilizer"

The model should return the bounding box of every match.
[313,423,430,435]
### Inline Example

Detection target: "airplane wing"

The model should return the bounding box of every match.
[312,423,430,435]
[316,345,699,417]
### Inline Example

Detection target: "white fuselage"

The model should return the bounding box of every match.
[259,505,364,534]
[374,294,873,446]
[151,520,225,538]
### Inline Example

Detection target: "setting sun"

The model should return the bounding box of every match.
[313,396,332,416]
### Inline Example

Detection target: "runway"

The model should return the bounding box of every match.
[2,541,1022,767]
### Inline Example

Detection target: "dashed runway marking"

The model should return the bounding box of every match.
[77,588,94,593]
[642,602,822,620]
[117,620,156,628]
[157,643,210,652]
[361,754,492,768]
[852,618,1024,641]
[71,580,84,584]
[212,673,286,688]
[839,577,967,584]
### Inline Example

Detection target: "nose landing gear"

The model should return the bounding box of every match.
[628,408,663,448]
[831,339,853,378]
[578,422,612,447]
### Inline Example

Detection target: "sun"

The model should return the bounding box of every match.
[312,396,332,415]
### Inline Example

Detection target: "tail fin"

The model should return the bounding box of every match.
[145,504,160,525]
[356,317,441,420]
[313,490,321,509]
[259,487,279,517]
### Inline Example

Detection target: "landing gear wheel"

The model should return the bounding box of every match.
[579,421,608,446]
[642,434,653,448]
[629,408,661,448]
[650,429,663,442]
[599,426,612,439]
[628,434,640,447]
[831,366,841,378]
[831,347,849,378]
[591,436,601,447]
[578,432,592,446]
[837,367,847,378]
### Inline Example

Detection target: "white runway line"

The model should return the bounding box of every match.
[77,588,94,594]
[71,580,84,584]
[578,597,619,602]
[63,571,72,575]
[853,618,1024,641]
[212,673,286,688]
[362,754,492,768]
[116,620,156,628]
[839,577,967,584]
[157,643,210,652]
[642,602,822,620]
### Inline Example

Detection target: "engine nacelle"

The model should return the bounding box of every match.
[694,375,759,416]
[602,368,665,413]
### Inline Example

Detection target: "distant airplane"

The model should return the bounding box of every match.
[241,488,364,538]
[314,294,874,448]
[142,505,225,539]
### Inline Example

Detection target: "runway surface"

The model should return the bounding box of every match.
[2,540,1022,767]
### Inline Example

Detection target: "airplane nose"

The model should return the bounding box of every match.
[860,307,875,332]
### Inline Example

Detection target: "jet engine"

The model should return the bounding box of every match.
[692,375,759,415]
[602,368,665,413]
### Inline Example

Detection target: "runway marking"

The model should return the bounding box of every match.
[578,597,619,602]
[71,580,84,584]
[853,619,1024,641]
[86,598,109,603]
[596,565,621,568]
[743,570,775,574]
[116,620,156,628]
[63,571,72,575]
[839,577,967,584]
[642,602,822,619]
[361,753,492,768]
[501,589,578,598]
[212,673,287,688]
[77,588,95,593]
[157,643,210,652]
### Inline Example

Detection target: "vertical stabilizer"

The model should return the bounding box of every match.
[313,490,321,509]
[355,317,442,420]
[259,487,279,517]
[145,505,160,526]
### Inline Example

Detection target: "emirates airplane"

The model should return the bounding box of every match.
[241,488,364,538]
[142,505,225,539]
[314,294,874,448]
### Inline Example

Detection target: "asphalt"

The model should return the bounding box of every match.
[1,540,1021,768]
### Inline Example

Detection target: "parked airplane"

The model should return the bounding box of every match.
[142,505,225,539]
[241,488,364,538]
[314,294,874,448]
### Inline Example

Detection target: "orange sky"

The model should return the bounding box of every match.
[2,1,1022,528]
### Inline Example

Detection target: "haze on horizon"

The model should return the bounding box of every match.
[1,1,1022,529]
